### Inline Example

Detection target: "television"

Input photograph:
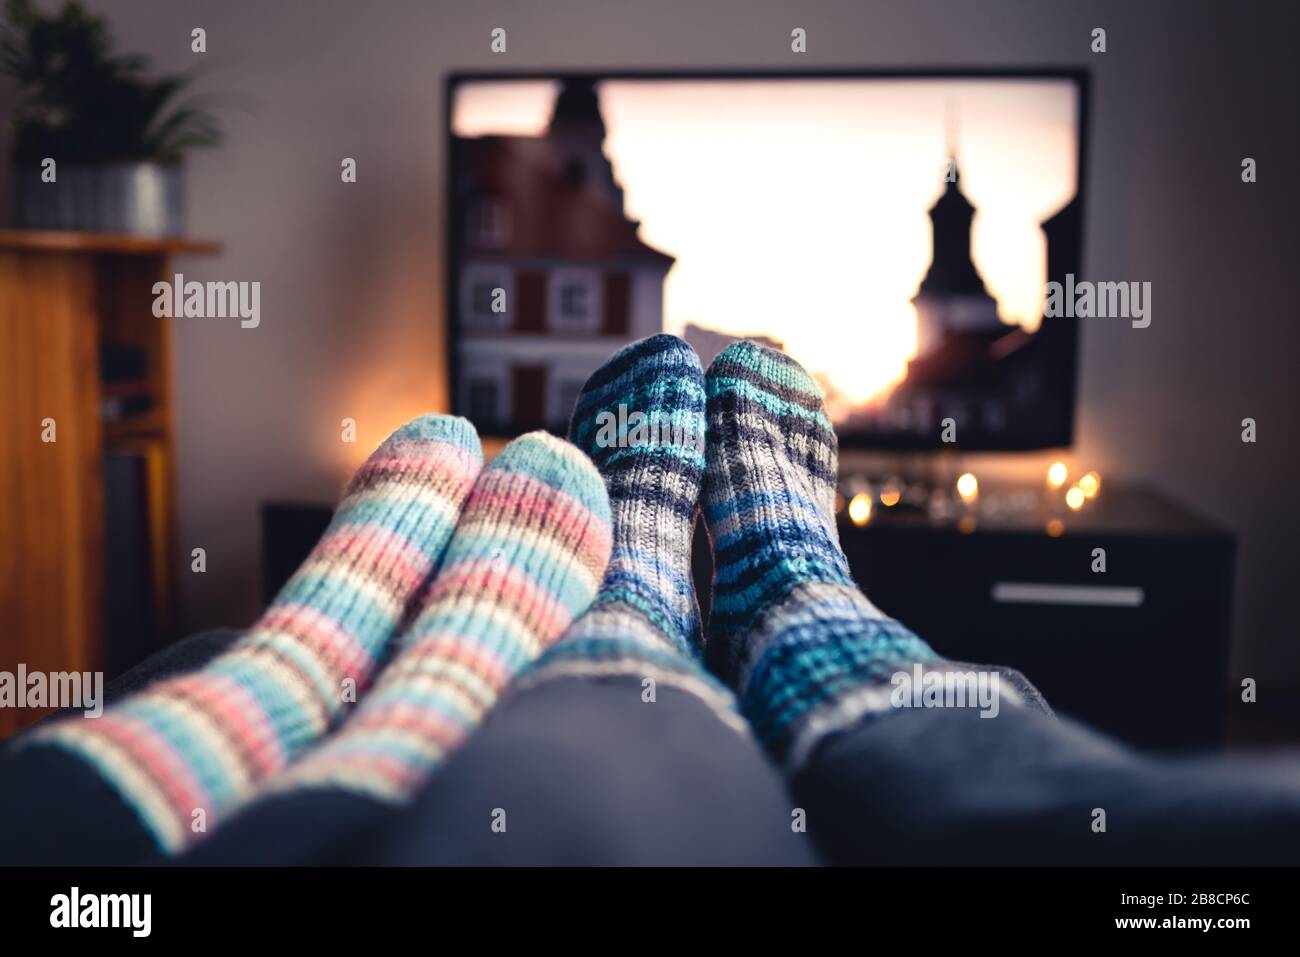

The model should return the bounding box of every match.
[446,69,1088,450]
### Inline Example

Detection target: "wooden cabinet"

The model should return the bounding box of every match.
[0,231,219,737]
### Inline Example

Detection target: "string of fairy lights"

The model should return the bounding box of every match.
[839,462,1103,533]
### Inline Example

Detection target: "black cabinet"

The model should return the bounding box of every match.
[833,485,1234,751]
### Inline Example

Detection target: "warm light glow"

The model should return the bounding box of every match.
[834,491,846,514]
[1045,518,1064,537]
[1065,486,1085,510]
[1047,461,1068,488]
[880,487,902,507]
[958,514,977,534]
[848,493,873,526]
[1079,471,1101,498]
[956,472,979,503]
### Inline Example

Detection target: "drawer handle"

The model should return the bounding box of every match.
[991,582,1145,608]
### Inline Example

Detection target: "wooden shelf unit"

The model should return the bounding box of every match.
[0,230,220,736]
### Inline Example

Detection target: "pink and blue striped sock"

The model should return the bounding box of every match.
[256,431,612,803]
[25,415,483,852]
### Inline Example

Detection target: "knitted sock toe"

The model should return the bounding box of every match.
[255,431,613,803]
[520,335,742,730]
[703,341,854,666]
[703,342,941,768]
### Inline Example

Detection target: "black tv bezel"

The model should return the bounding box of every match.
[444,67,1090,452]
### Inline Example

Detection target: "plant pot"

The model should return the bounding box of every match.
[14,162,185,236]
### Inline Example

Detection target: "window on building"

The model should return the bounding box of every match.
[559,283,590,323]
[472,282,499,316]
[468,378,500,424]
[547,268,600,333]
[469,199,510,248]
[463,266,511,332]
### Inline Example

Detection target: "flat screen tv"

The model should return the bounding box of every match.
[446,69,1088,450]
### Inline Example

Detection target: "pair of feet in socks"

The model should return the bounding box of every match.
[548,334,943,769]
[22,334,942,857]
[30,420,614,853]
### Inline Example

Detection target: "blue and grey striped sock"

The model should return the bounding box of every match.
[518,335,742,727]
[703,341,941,768]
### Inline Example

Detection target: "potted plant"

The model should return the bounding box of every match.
[2,0,221,235]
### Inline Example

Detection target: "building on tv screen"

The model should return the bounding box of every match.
[450,74,1082,448]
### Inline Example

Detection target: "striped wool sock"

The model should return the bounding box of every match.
[517,335,742,728]
[256,431,613,803]
[702,342,942,769]
[27,415,483,852]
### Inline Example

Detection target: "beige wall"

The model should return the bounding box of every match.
[3,0,1296,683]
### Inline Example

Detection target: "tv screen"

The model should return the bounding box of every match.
[447,70,1086,450]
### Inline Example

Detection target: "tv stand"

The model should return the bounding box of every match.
[827,480,1235,750]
